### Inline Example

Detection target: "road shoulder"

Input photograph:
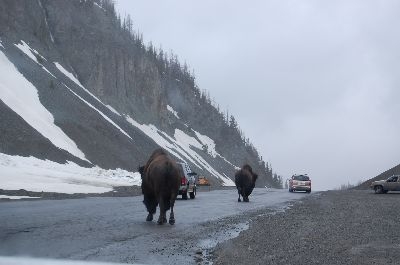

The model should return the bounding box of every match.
[212,190,400,265]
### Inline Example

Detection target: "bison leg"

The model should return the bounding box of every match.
[237,189,242,202]
[243,196,249,202]
[143,194,157,222]
[157,197,167,225]
[146,213,153,222]
[169,196,176,225]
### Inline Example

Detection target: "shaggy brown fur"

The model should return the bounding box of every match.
[235,164,258,202]
[138,149,180,225]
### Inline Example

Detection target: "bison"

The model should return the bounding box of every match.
[138,148,180,225]
[235,164,258,202]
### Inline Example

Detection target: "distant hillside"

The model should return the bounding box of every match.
[355,163,400,190]
[0,0,283,189]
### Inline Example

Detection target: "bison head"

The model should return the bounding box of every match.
[138,165,145,177]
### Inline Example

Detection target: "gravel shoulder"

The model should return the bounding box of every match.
[212,190,400,265]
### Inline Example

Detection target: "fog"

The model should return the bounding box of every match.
[115,0,400,190]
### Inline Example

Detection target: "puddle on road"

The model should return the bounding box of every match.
[193,202,302,264]
[195,222,249,264]
[256,204,292,218]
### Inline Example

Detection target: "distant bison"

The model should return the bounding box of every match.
[235,164,258,202]
[138,148,180,225]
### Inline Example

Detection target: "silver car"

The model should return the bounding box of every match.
[370,175,400,194]
[289,174,311,193]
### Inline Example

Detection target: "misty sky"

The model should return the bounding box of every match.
[115,0,400,190]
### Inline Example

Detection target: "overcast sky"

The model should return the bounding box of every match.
[115,0,400,190]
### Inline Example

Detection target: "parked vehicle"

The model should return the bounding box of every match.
[370,175,400,194]
[176,162,197,199]
[197,176,210,186]
[289,174,311,193]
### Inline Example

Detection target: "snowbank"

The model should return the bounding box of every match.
[0,153,141,194]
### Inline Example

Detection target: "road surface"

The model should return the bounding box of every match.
[0,188,308,265]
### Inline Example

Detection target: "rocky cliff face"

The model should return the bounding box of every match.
[0,0,281,188]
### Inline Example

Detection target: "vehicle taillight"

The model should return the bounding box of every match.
[181,177,186,185]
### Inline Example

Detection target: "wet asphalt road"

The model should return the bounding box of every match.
[0,188,308,264]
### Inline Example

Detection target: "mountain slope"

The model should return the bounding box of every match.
[0,0,282,191]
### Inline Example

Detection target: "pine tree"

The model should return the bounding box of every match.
[229,115,237,129]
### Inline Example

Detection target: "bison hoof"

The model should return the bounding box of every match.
[169,218,175,225]
[244,198,249,202]
[146,214,153,222]
[238,198,241,202]
[157,217,167,225]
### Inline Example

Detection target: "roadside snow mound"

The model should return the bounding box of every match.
[0,153,140,194]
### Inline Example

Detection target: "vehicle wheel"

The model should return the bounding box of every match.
[190,187,196,199]
[182,191,188,200]
[374,185,383,194]
[306,190,311,193]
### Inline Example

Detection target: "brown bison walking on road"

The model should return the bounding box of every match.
[138,148,180,225]
[235,164,258,202]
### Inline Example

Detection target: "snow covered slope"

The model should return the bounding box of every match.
[0,38,238,193]
[0,0,278,194]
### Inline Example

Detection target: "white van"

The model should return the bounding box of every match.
[176,162,197,199]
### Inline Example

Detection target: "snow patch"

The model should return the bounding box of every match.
[94,2,106,11]
[0,50,88,162]
[0,256,126,265]
[194,129,240,169]
[125,116,190,165]
[37,0,55,43]
[175,129,203,150]
[15,40,46,64]
[42,66,57,79]
[55,62,131,140]
[14,40,57,79]
[167,105,179,119]
[0,38,4,49]
[14,40,56,79]
[0,153,141,194]
[194,130,217,157]
[63,84,132,140]
[106,105,121,116]
[55,62,84,88]
[219,155,241,170]
[174,129,235,186]
[54,62,117,112]
[125,116,235,186]
[0,195,41,200]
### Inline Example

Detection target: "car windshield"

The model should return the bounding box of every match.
[388,176,398,182]
[293,175,310,181]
